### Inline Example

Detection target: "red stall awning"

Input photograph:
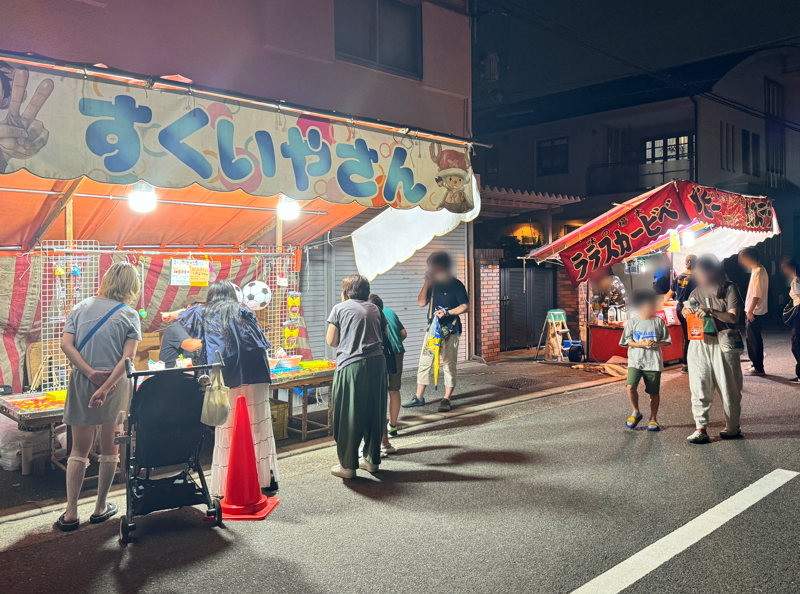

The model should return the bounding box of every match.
[527,181,776,286]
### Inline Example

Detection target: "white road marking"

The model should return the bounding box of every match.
[572,468,799,594]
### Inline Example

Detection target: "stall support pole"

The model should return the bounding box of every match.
[275,217,283,248]
[65,201,73,242]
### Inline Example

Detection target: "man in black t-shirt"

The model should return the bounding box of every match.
[665,254,697,372]
[159,296,204,367]
[402,251,469,412]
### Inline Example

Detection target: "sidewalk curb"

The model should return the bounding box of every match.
[0,373,625,525]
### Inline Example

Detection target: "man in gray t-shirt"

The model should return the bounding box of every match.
[619,289,671,431]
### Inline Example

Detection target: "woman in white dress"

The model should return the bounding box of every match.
[178,281,278,496]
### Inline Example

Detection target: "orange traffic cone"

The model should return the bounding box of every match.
[220,395,280,521]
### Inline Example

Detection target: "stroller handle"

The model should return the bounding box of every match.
[125,350,224,379]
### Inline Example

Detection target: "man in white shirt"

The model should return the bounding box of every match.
[739,247,769,375]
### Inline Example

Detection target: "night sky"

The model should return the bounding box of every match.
[474,0,800,116]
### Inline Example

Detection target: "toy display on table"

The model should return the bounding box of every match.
[269,359,336,383]
[0,391,66,416]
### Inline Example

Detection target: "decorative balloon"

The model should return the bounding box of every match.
[242,280,272,311]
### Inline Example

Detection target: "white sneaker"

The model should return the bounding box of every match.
[381,444,397,456]
[359,458,379,473]
[687,430,710,444]
[330,464,356,479]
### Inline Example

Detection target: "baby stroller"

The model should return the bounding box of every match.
[116,358,223,544]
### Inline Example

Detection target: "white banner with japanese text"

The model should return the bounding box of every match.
[0,61,474,212]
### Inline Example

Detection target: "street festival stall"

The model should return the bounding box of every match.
[0,51,479,473]
[526,181,779,363]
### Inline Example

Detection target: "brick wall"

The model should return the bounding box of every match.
[556,267,581,336]
[474,249,502,363]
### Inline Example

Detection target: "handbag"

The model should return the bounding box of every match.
[718,328,745,353]
[783,301,798,326]
[200,366,230,426]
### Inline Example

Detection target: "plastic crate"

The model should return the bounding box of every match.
[270,398,289,441]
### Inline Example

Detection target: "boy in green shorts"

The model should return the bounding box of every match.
[619,288,672,431]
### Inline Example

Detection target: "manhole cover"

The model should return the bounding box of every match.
[491,377,539,390]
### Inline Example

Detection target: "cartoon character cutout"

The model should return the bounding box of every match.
[430,143,474,214]
[0,63,54,172]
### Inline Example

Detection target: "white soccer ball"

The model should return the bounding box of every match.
[233,284,245,305]
[242,280,272,311]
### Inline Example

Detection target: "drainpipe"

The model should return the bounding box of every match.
[690,95,699,182]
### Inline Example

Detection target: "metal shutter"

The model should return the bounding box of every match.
[301,209,469,368]
[298,245,328,359]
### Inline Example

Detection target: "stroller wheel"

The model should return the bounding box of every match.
[119,517,133,544]
[213,504,224,527]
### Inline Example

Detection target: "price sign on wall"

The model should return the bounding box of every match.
[189,263,210,287]
[169,259,194,286]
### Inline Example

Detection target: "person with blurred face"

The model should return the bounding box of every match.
[685,255,744,444]
[402,251,469,413]
[665,254,698,373]
[738,247,768,375]
[620,288,672,432]
[780,258,800,383]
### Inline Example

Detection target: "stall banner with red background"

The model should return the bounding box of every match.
[678,182,773,232]
[561,184,691,285]
[560,182,773,286]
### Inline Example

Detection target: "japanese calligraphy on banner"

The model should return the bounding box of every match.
[677,181,773,232]
[561,185,691,286]
[0,63,474,212]
[559,182,773,286]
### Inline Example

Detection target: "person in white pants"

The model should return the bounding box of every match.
[685,255,745,444]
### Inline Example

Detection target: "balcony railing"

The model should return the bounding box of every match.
[586,158,692,196]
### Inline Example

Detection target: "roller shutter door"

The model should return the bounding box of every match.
[301,210,470,368]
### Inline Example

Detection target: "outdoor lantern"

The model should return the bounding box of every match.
[128,181,157,213]
[277,194,300,220]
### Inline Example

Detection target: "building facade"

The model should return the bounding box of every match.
[473,48,800,329]
[476,48,800,225]
[0,0,476,361]
[0,0,471,138]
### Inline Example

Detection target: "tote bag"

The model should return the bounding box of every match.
[200,367,230,426]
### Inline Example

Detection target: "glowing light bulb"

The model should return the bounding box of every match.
[277,195,300,220]
[128,181,157,213]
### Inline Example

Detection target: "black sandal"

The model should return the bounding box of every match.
[56,513,80,532]
[90,502,118,524]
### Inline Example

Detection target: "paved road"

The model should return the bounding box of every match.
[0,357,593,510]
[1,333,799,594]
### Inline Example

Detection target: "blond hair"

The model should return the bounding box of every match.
[98,262,141,306]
